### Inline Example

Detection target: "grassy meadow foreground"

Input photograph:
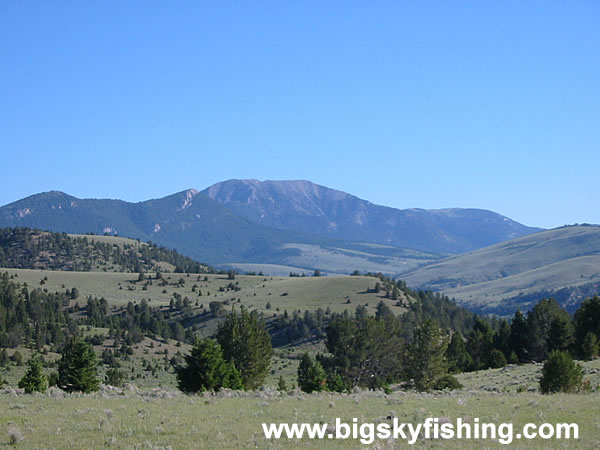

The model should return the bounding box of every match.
[1,386,599,448]
[3,361,600,448]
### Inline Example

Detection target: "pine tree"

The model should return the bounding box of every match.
[510,310,529,362]
[527,298,572,362]
[176,339,242,393]
[322,313,403,389]
[216,306,272,390]
[58,339,99,393]
[547,315,574,354]
[105,368,126,387]
[573,296,600,359]
[493,320,512,358]
[488,349,507,369]
[12,350,23,366]
[0,348,8,367]
[325,369,347,393]
[466,318,494,370]
[446,333,472,373]
[582,332,599,361]
[297,353,327,393]
[18,355,48,393]
[404,319,448,391]
[539,350,583,394]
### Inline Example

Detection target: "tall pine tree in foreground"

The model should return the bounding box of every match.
[216,306,272,390]
[58,338,99,393]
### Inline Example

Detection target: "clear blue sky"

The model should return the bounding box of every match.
[1,1,598,229]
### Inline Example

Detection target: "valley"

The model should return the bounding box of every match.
[403,225,600,314]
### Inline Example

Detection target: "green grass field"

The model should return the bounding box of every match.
[1,387,598,448]
[2,269,407,315]
[67,234,142,247]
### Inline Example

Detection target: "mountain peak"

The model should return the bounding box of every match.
[1,180,543,258]
[200,179,541,253]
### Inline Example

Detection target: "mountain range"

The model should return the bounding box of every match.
[2,179,599,313]
[0,180,540,274]
[202,179,541,254]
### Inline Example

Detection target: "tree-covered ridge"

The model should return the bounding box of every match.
[0,272,181,351]
[0,228,215,274]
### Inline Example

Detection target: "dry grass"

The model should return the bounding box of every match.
[1,387,598,448]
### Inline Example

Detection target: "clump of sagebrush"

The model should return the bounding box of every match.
[8,425,24,444]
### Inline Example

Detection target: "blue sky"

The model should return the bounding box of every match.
[1,1,598,229]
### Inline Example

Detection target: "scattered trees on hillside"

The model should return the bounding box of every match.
[0,227,215,274]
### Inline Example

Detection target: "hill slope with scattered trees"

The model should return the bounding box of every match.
[0,227,215,274]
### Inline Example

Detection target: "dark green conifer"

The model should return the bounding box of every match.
[58,339,99,393]
[18,355,48,393]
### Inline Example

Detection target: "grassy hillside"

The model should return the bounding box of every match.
[226,243,440,277]
[275,243,439,276]
[0,268,406,315]
[0,269,412,394]
[402,225,600,314]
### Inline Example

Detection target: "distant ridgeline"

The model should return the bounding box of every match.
[0,227,215,274]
